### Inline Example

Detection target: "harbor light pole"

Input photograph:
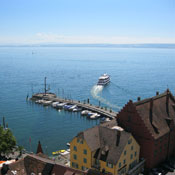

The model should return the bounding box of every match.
[44,77,47,95]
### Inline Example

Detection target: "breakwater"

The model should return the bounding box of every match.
[31,93,117,119]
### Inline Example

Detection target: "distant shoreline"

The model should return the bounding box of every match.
[0,43,175,49]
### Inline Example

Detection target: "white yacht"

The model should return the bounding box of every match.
[97,74,110,86]
[52,102,60,108]
[81,110,91,116]
[56,102,67,109]
[89,113,100,119]
[42,100,52,106]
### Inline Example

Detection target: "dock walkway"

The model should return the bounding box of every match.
[31,93,117,119]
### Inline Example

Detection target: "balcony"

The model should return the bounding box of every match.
[127,159,145,175]
[88,169,113,175]
[92,164,100,170]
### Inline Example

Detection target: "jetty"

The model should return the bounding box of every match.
[31,93,117,119]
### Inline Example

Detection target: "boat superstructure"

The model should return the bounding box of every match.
[97,74,110,86]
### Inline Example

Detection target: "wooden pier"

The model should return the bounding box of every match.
[31,93,117,119]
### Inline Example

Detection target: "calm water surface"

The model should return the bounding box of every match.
[0,46,175,155]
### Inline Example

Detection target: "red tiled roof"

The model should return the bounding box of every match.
[134,90,175,139]
[0,154,86,175]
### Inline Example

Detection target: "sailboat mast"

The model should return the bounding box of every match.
[44,77,47,94]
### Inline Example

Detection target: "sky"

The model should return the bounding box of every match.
[0,0,175,44]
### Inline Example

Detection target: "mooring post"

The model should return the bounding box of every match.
[44,77,47,95]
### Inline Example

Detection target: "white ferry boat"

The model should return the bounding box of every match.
[97,74,110,86]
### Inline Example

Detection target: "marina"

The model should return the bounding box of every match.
[31,93,117,119]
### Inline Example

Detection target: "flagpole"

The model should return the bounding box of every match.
[29,137,31,152]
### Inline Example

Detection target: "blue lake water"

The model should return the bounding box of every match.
[0,46,175,155]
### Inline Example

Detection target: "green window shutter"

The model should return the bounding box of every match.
[83,149,87,154]
[83,158,87,163]
[73,146,77,151]
[73,154,77,160]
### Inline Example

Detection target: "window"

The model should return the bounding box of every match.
[83,149,87,155]
[154,150,157,156]
[160,138,162,143]
[119,162,121,168]
[131,146,133,150]
[72,162,78,168]
[73,146,77,151]
[83,158,87,163]
[123,159,126,164]
[73,154,77,160]
[76,164,79,169]
[128,138,132,144]
[130,154,133,160]
[82,166,86,171]
[135,151,137,157]
[129,160,137,170]
[106,162,113,168]
[128,115,131,122]
[124,150,126,155]
[77,138,80,143]
[72,162,75,167]
[95,159,100,165]
[80,140,84,144]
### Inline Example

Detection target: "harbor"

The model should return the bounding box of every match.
[30,92,117,120]
[1,46,174,158]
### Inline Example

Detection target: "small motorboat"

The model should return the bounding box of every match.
[73,107,82,112]
[35,100,40,104]
[89,113,100,119]
[52,102,60,107]
[87,112,95,117]
[52,149,66,155]
[56,103,67,109]
[61,150,69,155]
[81,110,91,116]
[68,105,77,111]
[35,99,45,104]
[64,104,73,110]
[100,117,111,123]
[42,100,52,106]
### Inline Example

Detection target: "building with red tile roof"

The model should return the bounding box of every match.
[117,89,175,169]
[0,154,87,175]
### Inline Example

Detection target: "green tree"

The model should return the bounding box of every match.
[0,126,16,155]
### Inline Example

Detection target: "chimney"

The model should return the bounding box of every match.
[137,97,141,101]
[156,91,159,95]
[166,90,170,116]
[116,131,121,146]
[129,100,133,103]
[149,98,153,124]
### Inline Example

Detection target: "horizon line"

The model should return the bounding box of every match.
[0,43,175,48]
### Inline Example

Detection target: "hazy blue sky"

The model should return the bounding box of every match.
[0,0,175,44]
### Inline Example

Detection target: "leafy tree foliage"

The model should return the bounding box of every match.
[0,126,16,155]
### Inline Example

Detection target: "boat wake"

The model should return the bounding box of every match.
[91,85,121,110]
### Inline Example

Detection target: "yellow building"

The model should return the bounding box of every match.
[70,121,144,175]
